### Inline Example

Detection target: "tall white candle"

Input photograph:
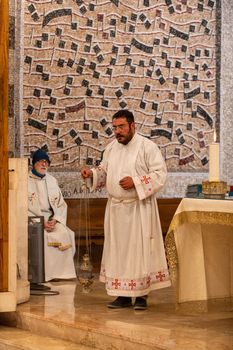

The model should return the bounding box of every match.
[209,142,220,182]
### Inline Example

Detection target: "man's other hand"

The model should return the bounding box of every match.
[44,219,57,232]
[119,176,135,190]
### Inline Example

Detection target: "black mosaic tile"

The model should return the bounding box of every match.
[8,84,14,118]
[9,16,15,50]
[45,88,52,96]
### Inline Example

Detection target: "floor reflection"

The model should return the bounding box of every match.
[14,277,233,350]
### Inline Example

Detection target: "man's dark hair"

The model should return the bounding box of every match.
[112,109,134,123]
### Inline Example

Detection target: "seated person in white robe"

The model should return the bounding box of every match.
[28,149,76,282]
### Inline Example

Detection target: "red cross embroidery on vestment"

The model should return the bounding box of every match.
[128,280,136,290]
[156,271,166,281]
[112,279,121,289]
[141,175,151,184]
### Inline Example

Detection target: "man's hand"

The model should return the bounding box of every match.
[119,176,135,190]
[44,219,57,232]
[81,167,93,178]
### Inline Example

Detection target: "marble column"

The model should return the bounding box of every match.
[221,1,233,183]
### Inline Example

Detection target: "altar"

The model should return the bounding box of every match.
[165,197,233,312]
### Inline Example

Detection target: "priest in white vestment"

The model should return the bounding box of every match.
[81,110,171,310]
[28,149,76,282]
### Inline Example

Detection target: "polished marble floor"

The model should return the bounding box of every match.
[1,278,233,349]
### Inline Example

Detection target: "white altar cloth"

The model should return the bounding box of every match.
[165,198,233,311]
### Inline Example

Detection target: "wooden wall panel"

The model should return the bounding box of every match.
[66,198,181,271]
[157,198,182,235]
[66,198,106,241]
[66,198,181,238]
[0,0,9,291]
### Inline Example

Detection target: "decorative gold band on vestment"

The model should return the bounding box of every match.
[47,242,72,250]
[47,242,61,247]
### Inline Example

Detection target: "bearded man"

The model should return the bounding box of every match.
[81,110,170,310]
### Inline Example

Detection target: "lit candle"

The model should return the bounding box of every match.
[209,129,220,182]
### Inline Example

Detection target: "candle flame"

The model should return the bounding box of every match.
[213,129,217,143]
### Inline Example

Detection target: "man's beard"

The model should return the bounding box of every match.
[116,129,134,145]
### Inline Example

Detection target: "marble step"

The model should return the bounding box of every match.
[0,281,171,350]
[11,312,160,350]
[0,310,163,350]
[1,280,232,350]
[0,326,95,350]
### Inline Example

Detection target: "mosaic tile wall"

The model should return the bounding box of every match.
[9,0,24,158]
[8,1,16,158]
[9,0,233,198]
[23,0,218,167]
[220,0,233,187]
